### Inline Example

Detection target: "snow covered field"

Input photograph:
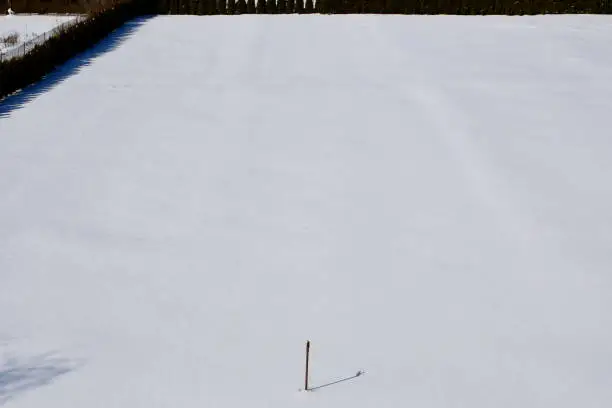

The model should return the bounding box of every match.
[1,14,612,408]
[0,14,77,56]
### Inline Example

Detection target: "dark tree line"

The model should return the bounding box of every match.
[167,0,612,14]
[0,0,156,100]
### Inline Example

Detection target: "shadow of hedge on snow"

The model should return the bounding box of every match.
[0,352,79,405]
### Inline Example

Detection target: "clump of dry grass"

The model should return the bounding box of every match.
[1,32,20,47]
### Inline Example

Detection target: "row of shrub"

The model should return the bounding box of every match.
[0,0,157,101]
[167,0,611,14]
[1,0,609,101]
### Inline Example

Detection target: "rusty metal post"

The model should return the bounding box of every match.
[305,341,311,391]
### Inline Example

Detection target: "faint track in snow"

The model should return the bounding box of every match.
[365,18,549,250]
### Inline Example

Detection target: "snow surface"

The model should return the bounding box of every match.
[1,14,612,408]
[0,14,77,54]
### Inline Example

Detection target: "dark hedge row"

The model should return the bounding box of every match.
[0,0,157,100]
[167,0,611,14]
[1,0,609,101]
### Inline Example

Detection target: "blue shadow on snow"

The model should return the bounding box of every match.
[0,351,81,405]
[0,15,155,119]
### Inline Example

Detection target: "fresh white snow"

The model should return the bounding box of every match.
[1,14,612,408]
[0,14,78,56]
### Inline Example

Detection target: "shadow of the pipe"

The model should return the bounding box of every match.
[309,371,365,391]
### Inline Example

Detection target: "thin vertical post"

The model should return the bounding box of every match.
[305,340,311,391]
